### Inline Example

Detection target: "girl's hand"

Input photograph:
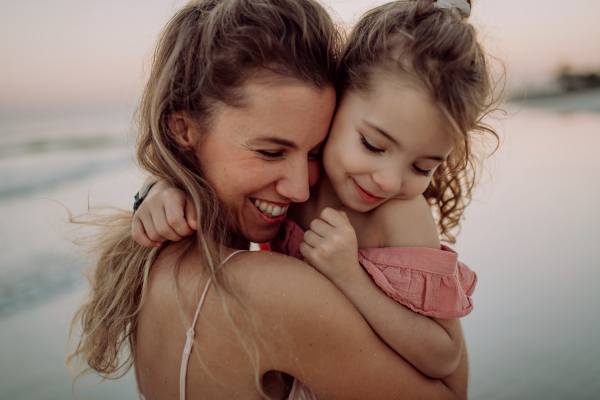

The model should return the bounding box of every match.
[299,207,361,282]
[131,180,197,248]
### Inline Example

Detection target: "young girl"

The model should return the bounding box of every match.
[133,0,496,380]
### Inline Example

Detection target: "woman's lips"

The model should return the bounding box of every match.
[353,180,385,204]
[251,198,290,224]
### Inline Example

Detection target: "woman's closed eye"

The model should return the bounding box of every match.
[257,150,284,159]
[360,135,384,154]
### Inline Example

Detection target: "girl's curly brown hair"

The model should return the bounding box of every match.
[337,0,501,243]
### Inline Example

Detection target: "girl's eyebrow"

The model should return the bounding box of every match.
[362,120,398,146]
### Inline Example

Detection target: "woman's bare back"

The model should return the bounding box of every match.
[136,243,467,400]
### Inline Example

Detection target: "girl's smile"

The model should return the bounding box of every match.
[353,179,385,204]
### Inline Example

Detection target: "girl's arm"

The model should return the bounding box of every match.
[131,179,197,248]
[300,200,463,378]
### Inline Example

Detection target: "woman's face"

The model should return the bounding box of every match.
[323,74,454,212]
[197,79,336,244]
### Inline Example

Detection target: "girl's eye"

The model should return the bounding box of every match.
[360,135,384,154]
[258,150,283,159]
[413,164,432,177]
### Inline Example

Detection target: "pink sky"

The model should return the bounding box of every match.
[1,0,599,112]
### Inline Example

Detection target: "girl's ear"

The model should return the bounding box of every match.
[168,111,201,148]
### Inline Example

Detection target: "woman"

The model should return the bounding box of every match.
[68,0,468,398]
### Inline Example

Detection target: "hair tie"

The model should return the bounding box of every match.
[433,0,471,17]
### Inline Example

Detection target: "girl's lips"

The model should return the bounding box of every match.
[353,180,385,204]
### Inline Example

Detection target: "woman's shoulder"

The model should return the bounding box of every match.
[225,250,343,310]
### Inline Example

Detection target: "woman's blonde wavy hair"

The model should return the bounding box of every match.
[337,0,502,243]
[66,0,339,390]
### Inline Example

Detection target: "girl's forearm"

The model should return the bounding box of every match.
[333,264,463,378]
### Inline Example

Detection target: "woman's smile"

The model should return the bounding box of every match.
[251,198,290,219]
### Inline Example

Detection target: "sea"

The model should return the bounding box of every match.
[0,90,599,399]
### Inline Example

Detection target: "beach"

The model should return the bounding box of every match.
[1,94,600,399]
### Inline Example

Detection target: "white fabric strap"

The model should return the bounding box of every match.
[179,250,246,400]
[433,0,471,17]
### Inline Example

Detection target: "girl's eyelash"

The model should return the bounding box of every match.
[360,135,383,153]
[413,164,432,177]
[358,135,432,176]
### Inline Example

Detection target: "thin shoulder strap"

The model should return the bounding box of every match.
[179,250,246,400]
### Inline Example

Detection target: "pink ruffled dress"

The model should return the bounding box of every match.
[270,219,477,319]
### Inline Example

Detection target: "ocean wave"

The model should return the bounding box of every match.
[0,254,87,319]
[0,147,131,200]
[0,134,125,159]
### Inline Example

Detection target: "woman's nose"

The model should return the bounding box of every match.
[276,157,311,203]
[373,168,402,194]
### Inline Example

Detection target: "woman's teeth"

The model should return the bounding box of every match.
[253,199,288,217]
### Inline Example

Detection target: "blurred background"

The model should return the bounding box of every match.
[1,0,599,399]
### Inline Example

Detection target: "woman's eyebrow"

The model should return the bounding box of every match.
[362,120,398,146]
[251,137,297,148]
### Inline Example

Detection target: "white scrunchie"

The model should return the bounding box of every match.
[433,0,471,17]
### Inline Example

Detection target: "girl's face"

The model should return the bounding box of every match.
[323,74,454,212]
[197,79,335,244]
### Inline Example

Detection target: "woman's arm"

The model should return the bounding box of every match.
[300,198,463,378]
[229,251,468,399]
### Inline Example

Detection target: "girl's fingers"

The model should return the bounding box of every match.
[132,217,162,248]
[319,207,346,227]
[140,213,168,243]
[309,218,333,237]
[165,200,193,237]
[184,196,198,231]
[153,206,186,241]
[303,230,322,248]
[299,242,316,266]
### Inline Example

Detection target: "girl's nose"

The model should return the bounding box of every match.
[373,168,402,194]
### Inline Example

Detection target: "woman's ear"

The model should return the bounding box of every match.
[168,111,201,148]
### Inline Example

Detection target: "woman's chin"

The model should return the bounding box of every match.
[242,225,282,245]
[236,203,286,244]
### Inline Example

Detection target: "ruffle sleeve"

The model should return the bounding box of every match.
[270,219,477,319]
[358,246,477,318]
[270,219,305,261]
